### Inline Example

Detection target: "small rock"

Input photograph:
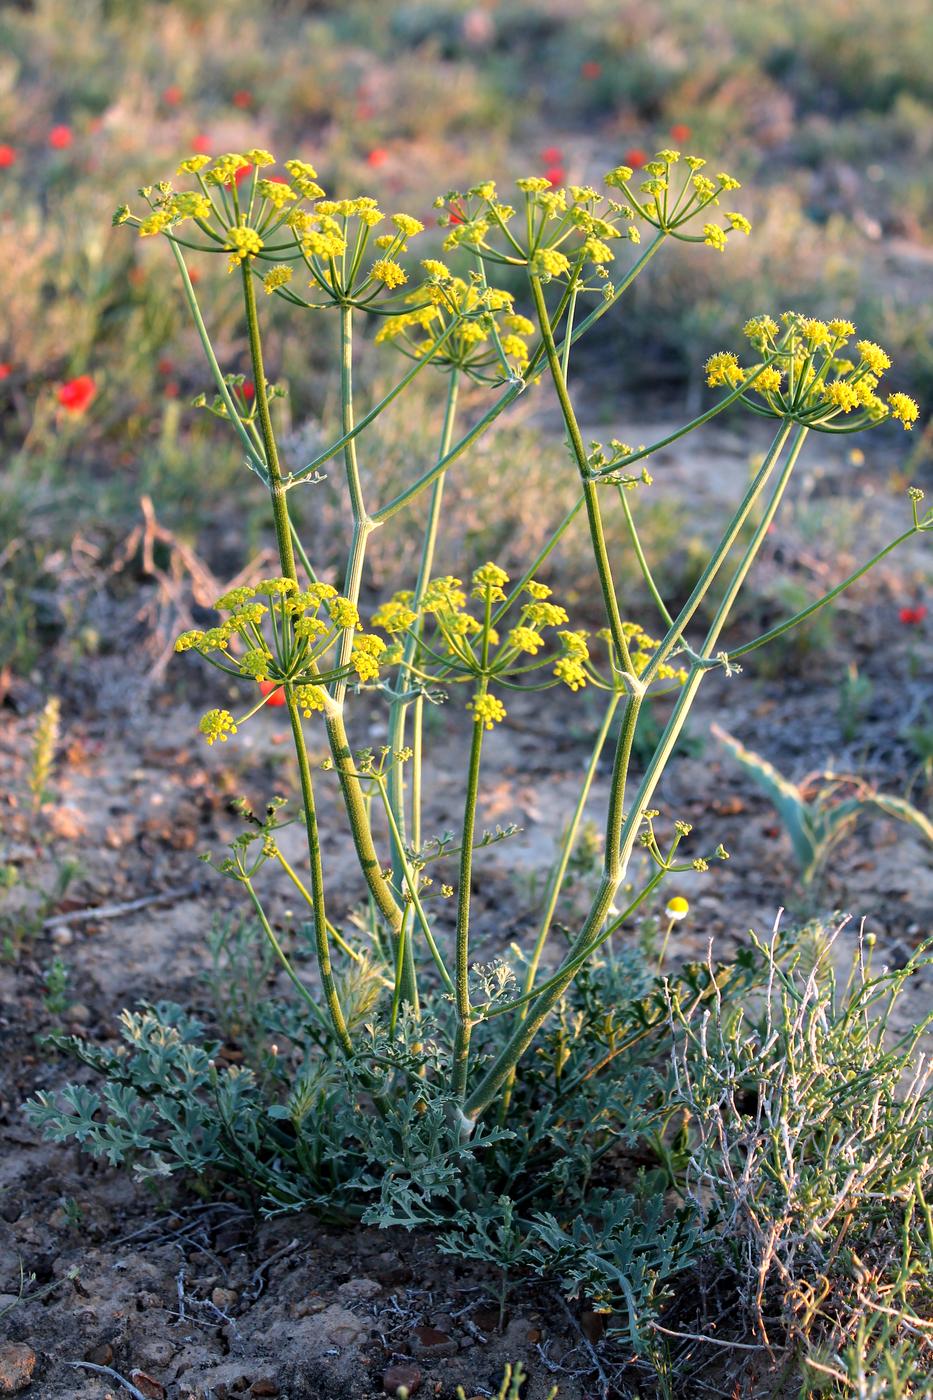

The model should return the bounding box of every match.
[337,1277,380,1301]
[580,1309,608,1343]
[0,1343,36,1394]
[211,1286,239,1311]
[129,1370,165,1399]
[249,1380,279,1398]
[48,805,86,840]
[383,1362,422,1396]
[84,1343,113,1366]
[410,1326,457,1358]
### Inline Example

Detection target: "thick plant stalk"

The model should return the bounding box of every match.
[452,691,487,1101]
[240,265,349,1051]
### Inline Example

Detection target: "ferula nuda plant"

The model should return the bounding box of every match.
[61,150,931,1142]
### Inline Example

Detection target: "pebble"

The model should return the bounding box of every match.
[249,1380,279,1397]
[129,1368,166,1399]
[0,1344,36,1394]
[383,1362,422,1396]
[211,1286,239,1311]
[409,1326,457,1358]
[84,1343,113,1366]
[336,1276,380,1301]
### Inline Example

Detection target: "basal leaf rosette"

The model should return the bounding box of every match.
[174,578,388,745]
[706,314,920,433]
[375,264,532,385]
[114,151,429,309]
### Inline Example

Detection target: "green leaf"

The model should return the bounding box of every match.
[711,724,817,873]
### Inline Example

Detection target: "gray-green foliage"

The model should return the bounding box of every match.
[25,925,933,1389]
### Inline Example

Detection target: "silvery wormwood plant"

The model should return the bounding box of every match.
[29,144,928,1164]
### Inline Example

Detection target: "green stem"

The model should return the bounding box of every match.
[452,699,487,1101]
[497,689,620,1121]
[241,265,296,579]
[529,273,633,672]
[386,372,460,1000]
[283,699,351,1055]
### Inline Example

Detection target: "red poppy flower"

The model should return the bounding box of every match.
[366,147,389,168]
[163,381,180,399]
[57,374,96,413]
[48,124,73,150]
[541,145,563,164]
[192,133,212,154]
[899,605,927,625]
[232,89,253,109]
[544,166,565,187]
[448,208,464,225]
[0,145,17,168]
[624,147,646,169]
[581,60,602,80]
[189,267,202,284]
[157,357,174,375]
[0,363,11,379]
[670,123,692,144]
[259,679,286,706]
[162,85,183,106]
[233,163,251,185]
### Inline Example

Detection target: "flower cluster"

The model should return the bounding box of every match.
[369,564,683,728]
[428,153,749,293]
[706,314,920,433]
[606,149,749,250]
[115,152,427,307]
[374,267,532,384]
[433,176,643,289]
[175,578,388,744]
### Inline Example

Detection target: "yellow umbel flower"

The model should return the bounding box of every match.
[472,562,510,594]
[392,213,424,237]
[199,709,237,745]
[206,153,248,186]
[370,258,407,289]
[754,366,783,394]
[139,211,174,237]
[705,351,744,388]
[507,626,544,655]
[470,694,507,728]
[178,154,211,174]
[703,224,728,252]
[824,380,861,413]
[531,248,570,279]
[856,341,892,375]
[350,634,387,682]
[294,684,327,717]
[328,597,360,630]
[263,265,294,294]
[888,392,919,429]
[225,227,264,264]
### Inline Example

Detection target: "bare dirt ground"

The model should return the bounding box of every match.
[0,413,930,1399]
